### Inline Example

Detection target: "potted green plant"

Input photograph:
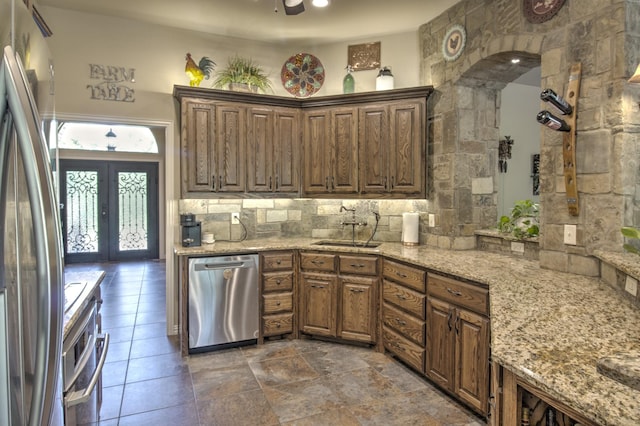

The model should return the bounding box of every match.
[212,55,273,93]
[497,199,540,239]
[621,227,640,255]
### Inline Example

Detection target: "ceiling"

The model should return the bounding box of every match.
[37,0,463,44]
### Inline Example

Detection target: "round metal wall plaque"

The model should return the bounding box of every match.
[523,0,565,24]
[442,25,466,62]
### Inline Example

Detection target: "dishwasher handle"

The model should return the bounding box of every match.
[194,261,250,271]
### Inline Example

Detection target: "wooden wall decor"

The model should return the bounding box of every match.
[562,63,581,216]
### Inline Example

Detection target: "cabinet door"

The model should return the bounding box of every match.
[330,108,358,194]
[359,105,389,193]
[299,272,337,337]
[338,275,377,343]
[274,108,300,193]
[215,104,246,192]
[182,100,216,193]
[388,100,423,194]
[426,297,455,390]
[302,110,331,194]
[247,107,274,192]
[455,308,490,414]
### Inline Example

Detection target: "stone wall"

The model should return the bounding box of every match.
[420,0,640,275]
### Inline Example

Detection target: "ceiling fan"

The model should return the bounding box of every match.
[278,0,329,16]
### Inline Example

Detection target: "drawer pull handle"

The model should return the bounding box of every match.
[311,285,325,289]
[446,288,462,297]
[349,288,365,293]
[396,294,407,300]
[350,263,365,268]
[395,318,406,326]
[392,342,404,352]
[447,310,453,331]
[311,260,325,265]
[395,272,408,278]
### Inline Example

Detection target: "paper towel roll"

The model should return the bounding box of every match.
[401,212,420,246]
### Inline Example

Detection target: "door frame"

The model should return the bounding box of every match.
[48,114,177,335]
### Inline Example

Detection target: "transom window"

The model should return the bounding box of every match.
[55,122,158,153]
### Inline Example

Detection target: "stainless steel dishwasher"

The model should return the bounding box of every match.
[188,254,259,352]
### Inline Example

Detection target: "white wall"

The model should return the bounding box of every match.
[498,82,541,217]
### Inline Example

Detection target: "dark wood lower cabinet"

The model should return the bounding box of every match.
[299,272,337,337]
[426,273,490,416]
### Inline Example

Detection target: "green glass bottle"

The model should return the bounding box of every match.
[343,65,355,94]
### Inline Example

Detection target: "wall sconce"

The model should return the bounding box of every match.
[629,64,640,84]
[629,64,640,108]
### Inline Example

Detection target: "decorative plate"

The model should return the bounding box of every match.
[523,0,565,24]
[281,53,325,97]
[442,25,466,62]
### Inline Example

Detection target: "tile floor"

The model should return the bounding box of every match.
[66,260,485,426]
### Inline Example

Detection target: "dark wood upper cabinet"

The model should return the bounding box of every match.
[247,107,300,193]
[174,86,432,198]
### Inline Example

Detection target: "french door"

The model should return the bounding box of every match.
[60,160,159,263]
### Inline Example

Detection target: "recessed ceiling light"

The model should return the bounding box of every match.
[312,0,329,7]
[511,58,521,64]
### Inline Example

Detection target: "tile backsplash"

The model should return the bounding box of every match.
[179,198,430,244]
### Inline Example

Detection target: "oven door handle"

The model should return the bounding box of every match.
[64,332,110,408]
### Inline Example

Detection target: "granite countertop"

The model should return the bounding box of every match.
[175,238,640,425]
[63,270,105,337]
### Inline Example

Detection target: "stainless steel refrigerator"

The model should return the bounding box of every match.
[0,0,64,425]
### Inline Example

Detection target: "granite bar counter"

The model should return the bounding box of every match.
[175,238,640,425]
[63,270,105,337]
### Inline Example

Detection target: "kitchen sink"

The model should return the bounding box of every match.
[312,240,381,248]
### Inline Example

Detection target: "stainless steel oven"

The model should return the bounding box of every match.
[62,294,109,425]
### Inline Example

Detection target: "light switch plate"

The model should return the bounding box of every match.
[564,224,577,245]
[428,214,435,227]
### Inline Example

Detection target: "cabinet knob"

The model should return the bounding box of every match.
[276,259,282,264]
[276,301,281,306]
[446,288,462,297]
[276,323,281,328]
[276,279,282,285]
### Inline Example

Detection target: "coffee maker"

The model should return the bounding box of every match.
[180,213,201,247]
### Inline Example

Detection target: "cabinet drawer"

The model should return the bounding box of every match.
[263,292,293,314]
[261,252,294,271]
[383,326,425,373]
[263,313,293,336]
[428,273,489,316]
[383,280,425,320]
[383,259,425,292]
[262,271,294,292]
[339,255,378,275]
[382,302,425,346]
[300,252,336,272]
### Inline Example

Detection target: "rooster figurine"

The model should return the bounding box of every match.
[185,53,216,87]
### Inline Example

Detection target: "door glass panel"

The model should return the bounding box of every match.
[118,171,148,251]
[65,171,99,253]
